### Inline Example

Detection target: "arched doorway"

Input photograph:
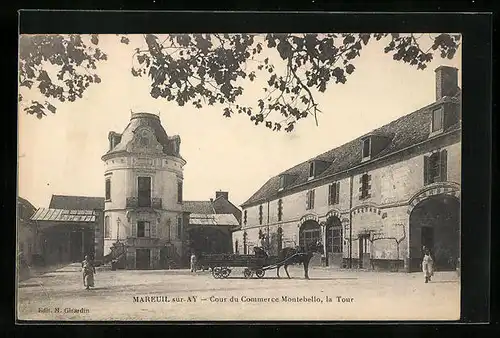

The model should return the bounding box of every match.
[299,220,321,251]
[325,216,343,267]
[409,194,460,272]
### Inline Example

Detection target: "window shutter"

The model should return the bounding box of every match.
[311,190,315,208]
[306,191,310,209]
[336,182,340,204]
[328,185,332,205]
[151,221,157,238]
[132,221,137,237]
[440,149,448,182]
[423,155,430,185]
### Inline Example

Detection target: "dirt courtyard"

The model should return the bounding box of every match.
[17,263,460,321]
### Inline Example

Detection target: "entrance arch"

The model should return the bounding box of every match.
[325,215,343,267]
[409,194,460,272]
[299,220,321,251]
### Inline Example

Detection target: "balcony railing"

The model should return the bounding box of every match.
[125,237,160,247]
[126,197,162,209]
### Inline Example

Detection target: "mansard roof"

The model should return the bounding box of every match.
[241,94,461,208]
[103,112,183,159]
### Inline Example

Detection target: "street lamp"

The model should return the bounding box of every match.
[116,217,121,243]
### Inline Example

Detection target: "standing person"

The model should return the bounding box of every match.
[82,255,96,290]
[422,248,434,283]
[190,252,197,273]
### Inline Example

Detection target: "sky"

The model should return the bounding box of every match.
[18,34,461,209]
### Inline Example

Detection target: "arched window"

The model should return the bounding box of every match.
[299,220,321,251]
[104,216,111,238]
[326,216,343,254]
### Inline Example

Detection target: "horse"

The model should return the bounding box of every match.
[276,241,323,279]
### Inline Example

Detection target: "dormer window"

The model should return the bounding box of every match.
[279,174,298,191]
[309,162,315,178]
[279,175,286,190]
[432,106,444,132]
[308,160,331,179]
[362,138,371,160]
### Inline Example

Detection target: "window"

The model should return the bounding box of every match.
[277,199,283,222]
[326,226,343,254]
[235,240,239,254]
[177,217,182,239]
[138,177,152,207]
[328,182,340,205]
[259,205,263,225]
[279,175,286,189]
[309,162,315,177]
[104,216,111,238]
[137,221,150,238]
[244,210,247,225]
[306,190,315,210]
[432,107,444,132]
[299,223,321,250]
[140,137,149,147]
[105,178,111,201]
[362,138,371,159]
[177,181,183,203]
[359,174,371,199]
[424,150,448,185]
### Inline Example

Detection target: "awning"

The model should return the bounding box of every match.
[189,213,239,226]
[30,208,97,223]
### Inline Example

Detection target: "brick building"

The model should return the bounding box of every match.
[183,191,241,256]
[233,65,461,272]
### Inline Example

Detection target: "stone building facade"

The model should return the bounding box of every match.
[102,112,188,269]
[234,66,461,272]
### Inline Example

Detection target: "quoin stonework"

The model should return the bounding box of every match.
[101,112,188,270]
[233,65,461,272]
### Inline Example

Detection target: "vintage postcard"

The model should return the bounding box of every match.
[17,32,461,321]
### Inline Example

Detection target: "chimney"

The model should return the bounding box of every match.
[435,66,459,101]
[216,191,229,200]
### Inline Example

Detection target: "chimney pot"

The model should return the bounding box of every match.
[435,66,459,101]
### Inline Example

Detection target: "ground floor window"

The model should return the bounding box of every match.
[326,226,343,254]
[137,221,150,238]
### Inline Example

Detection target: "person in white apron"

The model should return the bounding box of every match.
[422,248,434,283]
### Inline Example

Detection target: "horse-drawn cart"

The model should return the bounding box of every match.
[197,251,302,279]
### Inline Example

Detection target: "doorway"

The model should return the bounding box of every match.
[160,247,169,269]
[409,194,460,271]
[421,226,434,253]
[325,216,343,267]
[70,231,83,262]
[136,249,151,270]
[358,234,371,269]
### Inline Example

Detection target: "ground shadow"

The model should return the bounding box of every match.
[33,275,56,278]
[19,283,41,288]
[430,280,458,284]
[224,276,358,281]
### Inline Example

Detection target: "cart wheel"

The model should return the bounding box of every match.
[212,267,222,279]
[255,269,265,279]
[243,268,253,279]
[221,268,231,279]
